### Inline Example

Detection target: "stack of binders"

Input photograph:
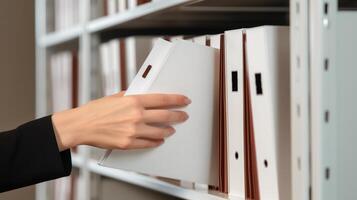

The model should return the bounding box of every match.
[222,26,291,199]
[99,38,127,95]
[50,51,78,112]
[99,26,291,199]
[100,0,151,16]
[53,0,80,31]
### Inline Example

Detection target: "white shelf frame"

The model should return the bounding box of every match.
[38,25,83,47]
[71,153,85,168]
[309,0,338,200]
[87,0,192,33]
[36,0,194,48]
[88,159,230,200]
[290,0,311,200]
[35,0,357,200]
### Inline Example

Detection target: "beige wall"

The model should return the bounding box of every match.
[0,0,36,199]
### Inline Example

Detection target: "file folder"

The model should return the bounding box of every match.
[206,33,228,193]
[192,35,208,46]
[246,26,291,200]
[99,38,220,186]
[209,34,221,49]
[224,29,245,198]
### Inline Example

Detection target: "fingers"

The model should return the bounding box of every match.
[133,124,175,140]
[128,138,164,149]
[130,94,191,109]
[142,110,188,124]
[112,91,126,97]
[94,93,191,150]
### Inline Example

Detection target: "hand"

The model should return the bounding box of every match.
[51,92,191,151]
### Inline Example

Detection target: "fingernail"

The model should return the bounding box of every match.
[184,98,192,105]
[183,113,189,121]
[169,128,176,135]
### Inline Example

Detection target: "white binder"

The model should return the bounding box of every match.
[245,26,291,199]
[50,52,73,112]
[117,0,127,13]
[224,29,245,198]
[109,39,121,93]
[99,38,220,186]
[170,35,184,42]
[191,35,208,46]
[99,40,121,96]
[209,34,221,49]
[189,34,208,190]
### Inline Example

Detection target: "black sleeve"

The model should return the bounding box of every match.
[0,116,72,192]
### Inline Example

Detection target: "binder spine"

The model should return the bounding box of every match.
[224,29,245,198]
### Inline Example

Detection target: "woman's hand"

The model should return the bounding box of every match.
[51,92,191,151]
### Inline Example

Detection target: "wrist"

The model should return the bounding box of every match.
[51,108,83,151]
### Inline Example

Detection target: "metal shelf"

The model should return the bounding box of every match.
[87,0,192,33]
[87,159,232,200]
[34,0,306,200]
[88,0,289,40]
[71,152,85,168]
[39,0,289,44]
[38,25,82,47]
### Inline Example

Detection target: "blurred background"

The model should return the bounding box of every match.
[0,0,183,199]
[0,0,36,199]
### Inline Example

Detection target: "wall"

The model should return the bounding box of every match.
[0,0,36,199]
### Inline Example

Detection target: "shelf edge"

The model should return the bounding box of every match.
[87,159,232,200]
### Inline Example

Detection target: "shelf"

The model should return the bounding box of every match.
[88,0,289,40]
[37,1,293,200]
[87,0,192,34]
[38,25,82,47]
[87,159,233,200]
[71,153,85,168]
[38,0,289,44]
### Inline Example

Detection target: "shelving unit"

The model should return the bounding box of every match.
[88,0,289,38]
[87,159,228,200]
[35,0,357,200]
[38,26,82,47]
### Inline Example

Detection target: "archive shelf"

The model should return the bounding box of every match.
[71,153,85,168]
[34,0,291,200]
[35,0,357,200]
[87,159,230,200]
[87,0,193,33]
[38,25,82,47]
[88,0,289,38]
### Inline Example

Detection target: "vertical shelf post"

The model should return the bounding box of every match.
[309,0,337,199]
[34,0,48,118]
[35,0,49,199]
[76,0,92,200]
[290,0,311,199]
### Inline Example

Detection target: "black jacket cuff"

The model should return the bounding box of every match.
[0,115,72,192]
